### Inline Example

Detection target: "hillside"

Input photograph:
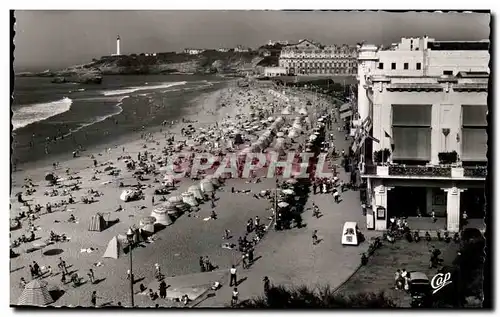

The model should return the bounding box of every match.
[17,50,265,83]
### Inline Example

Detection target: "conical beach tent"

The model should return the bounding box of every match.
[102,236,124,259]
[17,279,53,307]
[88,213,107,232]
[182,192,198,207]
[151,206,174,226]
[188,185,204,200]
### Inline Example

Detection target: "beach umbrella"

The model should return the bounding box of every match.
[44,173,56,182]
[17,279,54,307]
[278,202,289,208]
[282,189,295,195]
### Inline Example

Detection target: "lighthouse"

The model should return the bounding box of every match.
[116,35,121,56]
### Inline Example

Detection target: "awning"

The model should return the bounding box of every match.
[339,103,351,112]
[341,110,353,119]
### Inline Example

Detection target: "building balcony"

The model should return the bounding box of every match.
[463,166,488,178]
[362,164,486,180]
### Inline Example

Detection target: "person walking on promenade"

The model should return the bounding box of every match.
[242,254,249,269]
[312,230,319,245]
[231,288,239,307]
[313,182,317,195]
[159,280,167,299]
[152,196,155,206]
[229,265,237,287]
[333,189,340,203]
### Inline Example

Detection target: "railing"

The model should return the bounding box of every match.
[464,166,488,178]
[388,165,452,177]
[363,164,487,178]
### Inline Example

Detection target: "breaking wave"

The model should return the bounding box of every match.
[12,97,73,131]
[101,81,188,96]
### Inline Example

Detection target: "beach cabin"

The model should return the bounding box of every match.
[341,222,361,246]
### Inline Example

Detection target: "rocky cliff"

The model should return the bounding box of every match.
[19,51,265,83]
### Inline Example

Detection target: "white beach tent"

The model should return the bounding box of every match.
[182,192,198,207]
[188,185,204,200]
[200,179,215,193]
[151,206,174,226]
[17,279,54,307]
[102,235,126,259]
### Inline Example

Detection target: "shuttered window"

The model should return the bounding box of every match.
[392,105,432,161]
[462,105,487,161]
[392,127,432,160]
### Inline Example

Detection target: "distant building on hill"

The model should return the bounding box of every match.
[234,45,251,53]
[216,47,231,52]
[268,40,289,46]
[184,48,206,55]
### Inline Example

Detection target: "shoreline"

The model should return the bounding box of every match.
[11,80,231,174]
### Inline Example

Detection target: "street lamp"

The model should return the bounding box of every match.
[126,228,135,307]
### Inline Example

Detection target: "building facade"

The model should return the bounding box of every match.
[354,36,489,232]
[264,67,287,77]
[279,39,358,76]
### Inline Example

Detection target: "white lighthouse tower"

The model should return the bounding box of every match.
[116,35,121,56]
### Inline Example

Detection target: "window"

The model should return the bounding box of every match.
[392,105,432,161]
[391,63,396,70]
[443,70,453,75]
[416,62,421,70]
[404,63,409,70]
[462,105,487,161]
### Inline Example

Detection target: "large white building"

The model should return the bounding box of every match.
[354,36,489,232]
[279,39,358,76]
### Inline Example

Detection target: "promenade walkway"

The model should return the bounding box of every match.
[199,96,377,307]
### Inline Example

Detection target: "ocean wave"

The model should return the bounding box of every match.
[102,81,188,96]
[62,96,129,136]
[12,97,73,131]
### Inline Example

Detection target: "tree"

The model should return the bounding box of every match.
[232,284,396,308]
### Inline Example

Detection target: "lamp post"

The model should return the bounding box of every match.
[126,228,135,307]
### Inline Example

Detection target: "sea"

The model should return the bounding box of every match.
[12,74,229,166]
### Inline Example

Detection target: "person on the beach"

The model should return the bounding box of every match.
[263,276,270,295]
[88,269,95,284]
[91,291,99,307]
[211,209,217,220]
[199,256,205,272]
[159,280,167,299]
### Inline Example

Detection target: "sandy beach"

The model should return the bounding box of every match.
[10,80,338,307]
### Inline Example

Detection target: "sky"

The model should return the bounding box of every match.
[13,10,490,71]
